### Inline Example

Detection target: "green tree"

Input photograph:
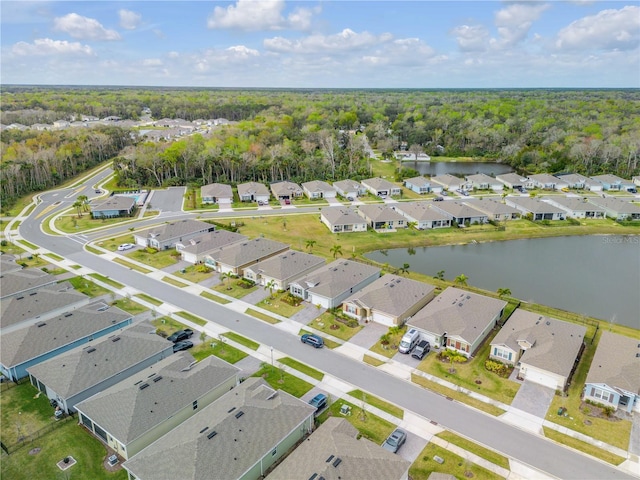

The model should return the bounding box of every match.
[455,274,468,286]
[72,200,84,218]
[330,244,343,259]
[77,194,89,212]
[399,263,410,275]
[305,240,316,252]
[264,279,276,299]
[435,270,445,280]
[497,288,512,298]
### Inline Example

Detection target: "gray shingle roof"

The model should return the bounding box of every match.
[506,197,566,214]
[237,182,270,197]
[179,230,247,256]
[358,204,406,223]
[123,378,316,480]
[137,220,214,243]
[465,173,498,185]
[528,173,564,185]
[409,287,506,344]
[293,260,381,299]
[496,173,527,186]
[0,254,22,273]
[361,177,397,191]
[463,199,520,216]
[492,309,586,378]
[26,322,172,399]
[0,268,58,299]
[1,302,131,367]
[244,251,325,282]
[91,196,135,212]
[544,197,605,213]
[393,202,450,222]
[431,201,487,219]
[431,174,466,188]
[201,183,232,198]
[207,238,289,269]
[270,181,303,196]
[333,179,362,192]
[267,417,410,480]
[591,174,630,184]
[75,353,240,445]
[321,207,366,226]
[302,180,336,194]
[586,331,640,394]
[588,197,640,214]
[404,176,431,187]
[343,274,435,317]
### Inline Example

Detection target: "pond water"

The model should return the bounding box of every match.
[365,235,640,328]
[402,160,513,177]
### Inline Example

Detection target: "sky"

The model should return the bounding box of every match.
[1,0,639,88]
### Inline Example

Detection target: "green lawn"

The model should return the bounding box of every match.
[369,326,406,358]
[134,293,163,306]
[213,279,258,298]
[101,233,136,251]
[151,317,189,338]
[416,329,520,405]
[316,400,396,445]
[543,428,625,465]
[17,239,38,250]
[222,332,260,350]
[363,354,386,367]
[191,338,248,364]
[111,297,148,315]
[162,276,189,288]
[85,244,104,255]
[348,389,404,419]
[251,364,314,398]
[298,328,341,349]
[55,212,132,233]
[175,311,207,327]
[44,253,64,262]
[1,383,54,446]
[200,291,231,305]
[67,276,110,297]
[309,312,363,341]
[255,292,306,317]
[245,308,281,324]
[173,265,214,283]
[409,442,504,480]
[436,431,510,470]
[88,273,125,289]
[112,257,152,273]
[127,248,180,269]
[279,357,324,381]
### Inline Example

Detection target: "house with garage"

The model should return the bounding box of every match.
[0,268,58,301]
[201,183,233,205]
[465,173,503,192]
[320,206,368,233]
[76,352,241,460]
[27,322,173,413]
[243,251,325,291]
[91,196,136,219]
[360,177,401,197]
[237,182,271,203]
[270,181,303,200]
[393,202,451,229]
[123,378,316,480]
[584,331,640,413]
[342,275,436,327]
[634,176,640,187]
[403,176,432,194]
[586,197,640,221]
[542,197,605,219]
[1,302,132,382]
[267,417,410,480]
[527,174,567,191]
[407,288,506,357]
[301,180,337,199]
[591,174,635,192]
[462,199,520,221]
[430,201,488,225]
[204,238,289,276]
[333,179,366,199]
[554,173,589,190]
[505,197,566,220]
[430,174,470,192]
[496,173,529,190]
[357,204,406,230]
[289,260,381,309]
[176,230,247,264]
[490,309,586,391]
[134,220,215,250]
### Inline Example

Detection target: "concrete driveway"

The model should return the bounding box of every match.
[349,322,387,349]
[397,429,429,464]
[510,380,555,418]
[290,303,325,325]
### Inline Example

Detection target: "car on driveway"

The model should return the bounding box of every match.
[301,333,324,348]
[382,428,407,453]
[168,329,194,343]
[308,393,328,413]
[173,340,194,352]
[118,243,134,251]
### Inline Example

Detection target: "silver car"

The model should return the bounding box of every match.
[382,428,407,453]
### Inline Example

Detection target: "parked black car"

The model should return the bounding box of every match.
[168,329,194,343]
[173,340,194,352]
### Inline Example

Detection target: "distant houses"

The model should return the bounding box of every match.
[90,196,136,219]
[321,207,368,233]
[134,220,215,250]
[201,183,233,205]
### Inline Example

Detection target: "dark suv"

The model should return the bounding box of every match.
[167,329,194,343]
[301,333,324,348]
[411,340,431,360]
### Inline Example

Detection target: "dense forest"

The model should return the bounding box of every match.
[2,87,639,210]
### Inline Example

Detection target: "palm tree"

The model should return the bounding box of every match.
[77,195,89,212]
[72,200,84,218]
[330,244,343,259]
[454,274,468,286]
[264,279,276,299]
[399,263,410,275]
[220,271,234,288]
[435,270,445,281]
[305,240,316,252]
[497,288,512,298]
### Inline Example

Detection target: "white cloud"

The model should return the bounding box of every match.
[493,3,550,48]
[11,38,94,56]
[264,29,385,54]
[556,5,640,51]
[142,58,163,67]
[53,13,121,41]
[226,45,260,57]
[207,0,318,31]
[119,9,142,30]
[451,24,490,52]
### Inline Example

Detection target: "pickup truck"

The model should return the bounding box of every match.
[167,328,194,343]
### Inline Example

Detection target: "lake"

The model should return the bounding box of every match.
[401,160,513,177]
[365,235,640,328]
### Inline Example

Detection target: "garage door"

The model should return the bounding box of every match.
[524,369,558,390]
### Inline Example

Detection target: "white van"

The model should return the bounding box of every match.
[399,328,421,354]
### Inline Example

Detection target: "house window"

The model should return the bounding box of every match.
[493,348,512,361]
[345,304,357,315]
[271,448,277,456]
[591,387,609,402]
[193,400,198,410]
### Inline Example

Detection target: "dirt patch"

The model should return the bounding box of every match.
[580,401,619,421]
[29,448,41,455]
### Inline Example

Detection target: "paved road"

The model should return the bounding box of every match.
[14,174,637,480]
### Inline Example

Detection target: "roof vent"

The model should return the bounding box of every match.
[30,292,37,296]
[139,383,149,390]
[16,296,24,300]
[36,322,47,327]
[546,321,551,326]
[207,431,217,439]
[309,475,318,480]
[86,348,96,354]
[458,303,463,307]
[64,313,72,317]
[152,375,163,383]
[111,336,121,342]
[228,407,236,413]
[332,458,342,468]
[199,427,209,434]
[636,353,640,358]
[326,455,334,463]
[466,295,471,299]
[235,411,244,419]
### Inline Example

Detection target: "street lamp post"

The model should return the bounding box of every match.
[270,346,274,368]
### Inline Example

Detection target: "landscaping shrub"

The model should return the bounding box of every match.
[195,264,211,273]
[145,247,158,254]
[484,359,511,377]
[237,278,255,289]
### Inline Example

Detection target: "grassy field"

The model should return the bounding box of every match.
[111,297,148,315]
[100,233,136,251]
[112,257,152,273]
[213,279,258,298]
[191,338,248,364]
[316,399,396,445]
[255,292,306,317]
[251,364,314,398]
[369,326,406,358]
[363,354,386,367]
[245,308,281,324]
[44,252,64,261]
[278,357,324,381]
[409,442,504,480]
[173,265,214,283]
[128,248,180,269]
[436,431,510,470]
[55,212,133,233]
[88,273,124,289]
[309,312,363,341]
[222,332,260,350]
[85,244,104,255]
[151,317,189,337]
[175,311,207,327]
[134,293,163,306]
[162,276,188,288]
[1,383,54,446]
[67,276,110,297]
[347,389,404,419]
[200,290,232,305]
[543,428,625,465]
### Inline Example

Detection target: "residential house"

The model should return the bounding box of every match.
[270,181,303,200]
[403,176,432,194]
[591,174,635,192]
[243,251,325,290]
[554,173,589,190]
[393,202,451,229]
[505,197,566,220]
[431,201,488,225]
[320,207,368,233]
[462,199,520,221]
[1,302,132,382]
[134,220,215,250]
[301,180,337,199]
[361,177,401,197]
[0,269,57,301]
[123,378,316,480]
[91,196,136,219]
[465,173,503,192]
[201,183,233,205]
[176,230,247,264]
[587,197,640,221]
[490,310,586,390]
[204,238,289,276]
[430,174,470,192]
[342,274,436,327]
[357,204,406,230]
[583,178,604,192]
[27,322,173,413]
[289,260,381,309]
[76,352,241,460]
[496,173,529,190]
[267,417,410,480]
[237,182,270,203]
[408,287,506,357]
[633,176,640,187]
[584,331,640,413]
[333,179,365,199]
[528,174,568,191]
[543,197,605,219]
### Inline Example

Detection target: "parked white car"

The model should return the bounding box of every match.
[118,243,134,251]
